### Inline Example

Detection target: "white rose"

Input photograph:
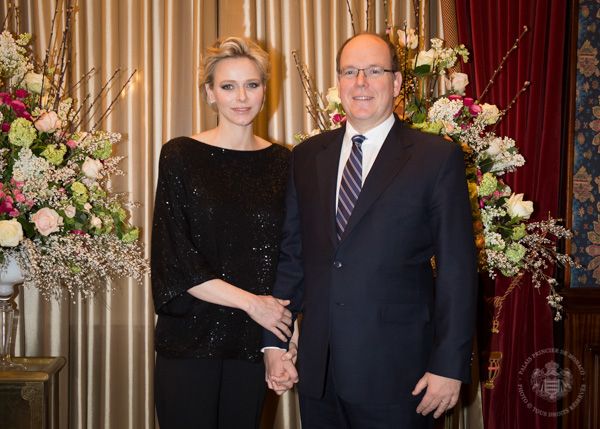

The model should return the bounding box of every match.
[23,72,50,94]
[414,49,436,70]
[34,110,61,133]
[64,205,76,218]
[397,28,418,50]
[83,203,92,211]
[450,72,469,95]
[0,219,24,247]
[485,137,504,156]
[326,87,341,109]
[480,103,501,125]
[81,157,103,179]
[31,207,63,236]
[90,216,102,229]
[505,193,534,220]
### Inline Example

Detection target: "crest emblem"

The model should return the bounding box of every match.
[530,361,573,401]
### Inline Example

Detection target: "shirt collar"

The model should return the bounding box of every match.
[344,114,395,144]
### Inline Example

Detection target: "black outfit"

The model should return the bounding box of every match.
[152,137,289,429]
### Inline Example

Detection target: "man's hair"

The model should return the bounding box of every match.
[335,33,399,73]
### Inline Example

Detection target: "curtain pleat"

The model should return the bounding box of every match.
[1,2,444,428]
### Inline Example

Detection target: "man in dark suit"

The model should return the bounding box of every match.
[263,33,477,428]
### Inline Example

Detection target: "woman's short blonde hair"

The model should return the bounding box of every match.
[199,37,270,102]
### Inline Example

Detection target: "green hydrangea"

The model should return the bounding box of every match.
[478,173,497,197]
[511,223,527,241]
[93,139,112,160]
[41,143,67,165]
[70,181,88,204]
[89,185,107,201]
[121,228,139,243]
[8,118,36,147]
[505,242,527,264]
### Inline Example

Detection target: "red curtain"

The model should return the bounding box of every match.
[454,1,569,428]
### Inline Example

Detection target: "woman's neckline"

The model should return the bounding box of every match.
[185,136,274,153]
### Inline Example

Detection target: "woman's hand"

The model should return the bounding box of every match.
[247,295,292,341]
[281,340,298,364]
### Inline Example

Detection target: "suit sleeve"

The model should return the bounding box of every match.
[427,142,478,383]
[262,149,305,349]
[151,143,217,316]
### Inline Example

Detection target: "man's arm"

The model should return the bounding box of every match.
[415,142,478,416]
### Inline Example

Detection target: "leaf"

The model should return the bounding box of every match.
[413,65,431,76]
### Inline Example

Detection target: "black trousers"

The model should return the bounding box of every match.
[299,355,433,429]
[155,355,266,429]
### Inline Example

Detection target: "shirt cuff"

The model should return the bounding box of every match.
[261,346,286,353]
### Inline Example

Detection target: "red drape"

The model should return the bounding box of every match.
[455,1,568,428]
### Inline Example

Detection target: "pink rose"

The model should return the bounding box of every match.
[469,103,482,116]
[66,139,78,149]
[448,95,463,101]
[34,110,61,133]
[31,207,64,236]
[10,99,26,113]
[1,123,10,132]
[70,229,86,236]
[9,209,19,217]
[0,92,12,104]
[462,97,474,107]
[0,200,13,213]
[331,113,346,124]
[15,89,29,99]
[14,193,26,203]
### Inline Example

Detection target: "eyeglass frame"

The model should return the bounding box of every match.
[337,66,396,79]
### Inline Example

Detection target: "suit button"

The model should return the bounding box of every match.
[333,261,342,268]
[335,302,345,306]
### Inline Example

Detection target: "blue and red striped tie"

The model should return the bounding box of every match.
[336,134,365,241]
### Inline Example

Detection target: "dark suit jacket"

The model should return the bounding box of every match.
[264,116,477,404]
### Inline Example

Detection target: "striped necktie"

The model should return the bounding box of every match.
[336,134,365,241]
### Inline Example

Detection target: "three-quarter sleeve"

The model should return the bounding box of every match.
[151,142,217,315]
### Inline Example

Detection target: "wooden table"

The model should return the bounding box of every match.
[0,357,66,429]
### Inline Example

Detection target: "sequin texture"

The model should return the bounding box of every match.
[151,137,290,362]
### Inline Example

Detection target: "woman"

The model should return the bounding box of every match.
[152,37,293,429]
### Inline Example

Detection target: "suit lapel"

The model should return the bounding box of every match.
[340,118,413,242]
[315,126,345,247]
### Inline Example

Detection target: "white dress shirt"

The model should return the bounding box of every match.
[335,114,396,202]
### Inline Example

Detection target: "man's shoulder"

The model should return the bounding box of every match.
[293,128,343,154]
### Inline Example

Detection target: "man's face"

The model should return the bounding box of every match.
[337,35,402,133]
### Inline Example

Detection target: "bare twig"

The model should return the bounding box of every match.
[91,70,137,131]
[66,67,96,96]
[39,0,62,108]
[491,81,530,132]
[345,0,356,35]
[292,51,328,130]
[76,69,121,129]
[478,26,528,103]
[53,1,75,109]
[365,0,369,32]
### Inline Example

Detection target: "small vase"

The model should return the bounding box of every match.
[0,255,24,370]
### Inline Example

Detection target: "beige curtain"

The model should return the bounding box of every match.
[0,1,478,428]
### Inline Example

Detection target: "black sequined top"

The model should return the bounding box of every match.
[151,137,290,362]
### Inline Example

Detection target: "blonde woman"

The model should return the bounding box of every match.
[152,37,292,429]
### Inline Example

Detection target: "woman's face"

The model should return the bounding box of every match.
[205,57,265,127]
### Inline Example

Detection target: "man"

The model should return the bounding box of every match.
[263,33,477,428]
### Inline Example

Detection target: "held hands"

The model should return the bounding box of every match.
[412,372,461,418]
[247,295,292,342]
[264,342,299,395]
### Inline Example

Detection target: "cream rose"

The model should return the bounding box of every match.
[414,49,436,69]
[31,207,63,236]
[326,87,341,108]
[64,205,76,218]
[485,137,504,156]
[505,193,534,220]
[397,28,418,50]
[450,72,469,95]
[23,72,50,94]
[90,216,102,229]
[81,157,103,179]
[35,110,61,133]
[0,219,24,247]
[480,103,501,125]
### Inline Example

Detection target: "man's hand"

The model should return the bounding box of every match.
[412,372,461,418]
[264,348,299,395]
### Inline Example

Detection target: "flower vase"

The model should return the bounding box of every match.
[0,255,24,370]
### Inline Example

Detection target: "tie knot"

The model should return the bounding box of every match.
[351,134,365,146]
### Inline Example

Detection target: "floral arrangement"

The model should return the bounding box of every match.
[0,26,148,299]
[293,25,576,321]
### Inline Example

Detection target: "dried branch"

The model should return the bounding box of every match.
[91,70,137,131]
[292,51,329,131]
[66,67,96,97]
[345,0,356,35]
[491,81,530,132]
[39,0,62,108]
[53,1,75,109]
[76,68,121,129]
[478,26,528,103]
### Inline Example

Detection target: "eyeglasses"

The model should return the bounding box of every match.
[338,66,395,80]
